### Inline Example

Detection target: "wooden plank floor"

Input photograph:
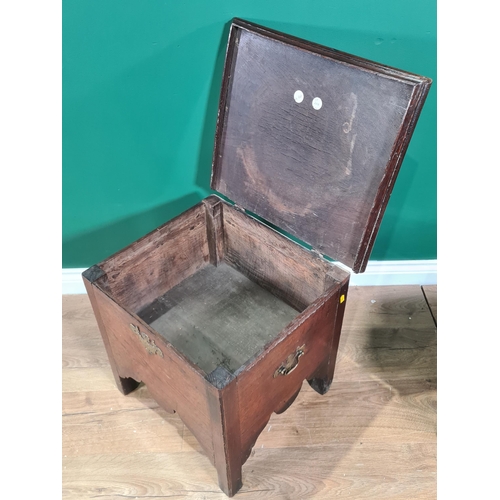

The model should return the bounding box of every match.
[62,285,437,499]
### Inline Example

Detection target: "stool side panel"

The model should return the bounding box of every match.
[235,288,340,453]
[91,284,217,460]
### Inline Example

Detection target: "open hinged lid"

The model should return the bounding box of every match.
[211,19,431,273]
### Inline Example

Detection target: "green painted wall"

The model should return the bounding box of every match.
[63,0,436,268]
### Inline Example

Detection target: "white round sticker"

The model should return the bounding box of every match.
[294,90,304,103]
[312,97,322,110]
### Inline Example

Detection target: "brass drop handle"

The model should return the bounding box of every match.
[274,345,305,378]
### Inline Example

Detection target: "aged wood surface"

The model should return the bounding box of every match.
[83,269,140,396]
[208,366,244,496]
[85,196,350,495]
[146,262,299,374]
[223,205,339,311]
[63,285,436,499]
[89,284,219,460]
[212,19,431,273]
[71,18,433,497]
[96,203,210,314]
[234,284,345,457]
[203,196,225,266]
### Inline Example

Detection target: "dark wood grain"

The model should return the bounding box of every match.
[234,283,347,457]
[207,372,243,496]
[212,19,431,272]
[223,203,339,311]
[90,285,216,458]
[309,279,349,395]
[83,271,140,396]
[78,17,432,498]
[83,195,351,496]
[95,203,210,313]
[203,195,226,265]
[63,284,436,499]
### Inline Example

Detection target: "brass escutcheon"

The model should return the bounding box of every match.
[129,323,164,358]
[274,345,305,378]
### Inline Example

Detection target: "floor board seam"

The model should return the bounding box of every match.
[420,286,437,327]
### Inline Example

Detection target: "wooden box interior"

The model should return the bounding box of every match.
[93,196,348,376]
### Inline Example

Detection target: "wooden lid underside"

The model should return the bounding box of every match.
[211,19,431,272]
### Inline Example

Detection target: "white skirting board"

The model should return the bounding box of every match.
[62,260,437,295]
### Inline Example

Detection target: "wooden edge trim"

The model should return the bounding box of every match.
[210,22,241,192]
[206,373,243,496]
[93,201,207,272]
[353,78,432,273]
[230,18,432,86]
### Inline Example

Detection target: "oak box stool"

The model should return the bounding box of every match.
[82,18,431,496]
